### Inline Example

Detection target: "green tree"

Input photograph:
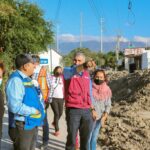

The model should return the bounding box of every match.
[63,47,125,70]
[0,0,54,70]
[62,47,95,66]
[104,52,116,69]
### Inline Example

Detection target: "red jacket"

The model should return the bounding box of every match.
[65,70,91,108]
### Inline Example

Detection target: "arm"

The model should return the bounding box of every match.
[6,77,38,116]
[46,71,52,89]
[89,80,98,120]
[48,76,54,99]
[101,98,111,127]
[104,98,111,114]
[63,66,77,80]
[89,79,95,106]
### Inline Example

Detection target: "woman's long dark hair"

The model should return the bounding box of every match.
[53,66,62,76]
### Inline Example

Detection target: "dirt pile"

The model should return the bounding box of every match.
[98,70,150,150]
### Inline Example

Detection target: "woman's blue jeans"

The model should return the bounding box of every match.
[88,119,101,150]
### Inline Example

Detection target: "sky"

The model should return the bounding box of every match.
[29,0,150,44]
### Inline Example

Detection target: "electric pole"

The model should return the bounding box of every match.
[116,34,121,64]
[56,22,59,52]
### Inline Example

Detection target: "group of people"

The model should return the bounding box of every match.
[0,52,112,150]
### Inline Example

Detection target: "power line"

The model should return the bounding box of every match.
[127,0,135,25]
[88,0,101,25]
[90,0,101,18]
[88,0,105,53]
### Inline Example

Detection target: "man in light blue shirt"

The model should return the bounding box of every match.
[6,70,38,119]
[6,54,45,150]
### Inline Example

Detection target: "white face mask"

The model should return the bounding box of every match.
[0,78,2,86]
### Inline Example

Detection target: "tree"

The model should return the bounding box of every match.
[63,47,125,69]
[62,47,95,66]
[0,0,54,70]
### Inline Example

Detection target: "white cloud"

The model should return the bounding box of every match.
[59,34,78,42]
[133,36,150,43]
[59,33,129,43]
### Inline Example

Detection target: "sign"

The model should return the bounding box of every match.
[40,59,48,64]
[125,48,145,56]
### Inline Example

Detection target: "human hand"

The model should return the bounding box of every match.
[45,101,49,109]
[35,109,40,115]
[84,60,96,70]
[30,110,41,118]
[101,116,107,128]
[92,110,98,120]
[48,97,53,103]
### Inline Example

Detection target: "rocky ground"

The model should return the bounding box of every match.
[98,70,150,150]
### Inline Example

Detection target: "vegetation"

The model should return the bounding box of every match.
[62,47,124,69]
[0,0,54,71]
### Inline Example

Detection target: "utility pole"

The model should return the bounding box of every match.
[50,47,52,74]
[116,34,121,65]
[100,18,104,53]
[145,39,148,48]
[56,22,59,52]
[80,12,83,48]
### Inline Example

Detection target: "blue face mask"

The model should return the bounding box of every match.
[0,78,2,86]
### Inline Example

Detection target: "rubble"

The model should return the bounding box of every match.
[98,70,150,150]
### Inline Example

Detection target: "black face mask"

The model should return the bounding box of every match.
[55,72,61,76]
[94,79,104,85]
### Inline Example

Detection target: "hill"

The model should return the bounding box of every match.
[59,41,145,55]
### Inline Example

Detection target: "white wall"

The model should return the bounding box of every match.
[39,48,63,73]
[125,57,129,70]
[125,57,135,71]
[142,50,150,69]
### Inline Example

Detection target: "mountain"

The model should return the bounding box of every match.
[59,41,146,55]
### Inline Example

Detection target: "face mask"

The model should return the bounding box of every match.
[0,78,2,86]
[94,79,104,85]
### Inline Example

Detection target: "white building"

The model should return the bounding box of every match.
[141,50,150,69]
[39,48,63,73]
[124,47,150,72]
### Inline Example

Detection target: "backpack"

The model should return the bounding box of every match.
[37,66,49,102]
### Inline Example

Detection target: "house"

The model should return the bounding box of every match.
[39,48,63,73]
[124,47,150,72]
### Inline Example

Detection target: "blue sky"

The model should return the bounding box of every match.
[29,0,150,44]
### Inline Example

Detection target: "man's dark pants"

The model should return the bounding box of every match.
[15,121,37,150]
[42,112,49,144]
[66,108,94,150]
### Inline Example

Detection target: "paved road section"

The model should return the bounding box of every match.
[1,106,100,150]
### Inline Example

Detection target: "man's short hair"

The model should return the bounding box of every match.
[32,55,40,63]
[15,54,33,69]
[74,52,86,62]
